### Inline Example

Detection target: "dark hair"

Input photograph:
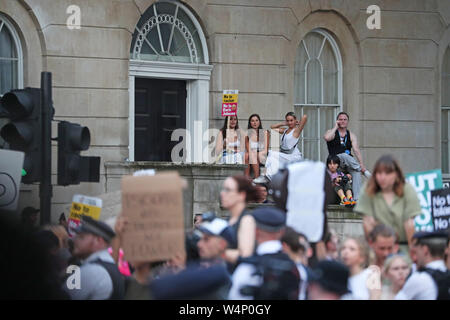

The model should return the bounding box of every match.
[220,116,239,141]
[281,227,304,253]
[366,154,405,197]
[231,175,260,203]
[416,238,447,258]
[369,224,398,243]
[326,155,340,167]
[247,114,263,130]
[285,112,297,120]
[336,112,349,120]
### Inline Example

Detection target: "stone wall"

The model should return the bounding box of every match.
[1,0,449,220]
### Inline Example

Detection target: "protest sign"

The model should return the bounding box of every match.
[221,90,238,117]
[430,188,450,232]
[121,171,185,262]
[405,169,443,232]
[67,194,102,237]
[0,149,24,211]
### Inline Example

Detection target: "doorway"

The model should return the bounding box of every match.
[134,78,186,161]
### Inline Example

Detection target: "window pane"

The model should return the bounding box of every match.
[442,110,449,173]
[304,32,323,59]
[320,107,338,162]
[0,26,16,58]
[301,106,318,139]
[322,40,338,104]
[294,41,308,104]
[307,59,322,104]
[443,142,449,173]
[443,48,450,106]
[303,139,318,161]
[0,59,17,95]
[130,3,204,63]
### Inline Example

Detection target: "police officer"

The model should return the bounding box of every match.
[65,216,124,300]
[228,207,300,300]
[395,230,449,300]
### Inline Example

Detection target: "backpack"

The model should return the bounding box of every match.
[91,259,125,300]
[239,252,300,300]
[420,268,450,300]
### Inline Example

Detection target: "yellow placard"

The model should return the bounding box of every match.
[222,94,238,103]
[69,202,102,221]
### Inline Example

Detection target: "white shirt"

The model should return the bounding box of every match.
[228,240,282,300]
[297,263,308,300]
[342,268,371,300]
[65,249,114,300]
[395,260,447,300]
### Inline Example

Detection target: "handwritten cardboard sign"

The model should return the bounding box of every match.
[121,172,185,262]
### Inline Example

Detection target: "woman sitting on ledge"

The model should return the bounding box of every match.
[254,112,307,183]
[215,116,245,164]
[244,114,269,179]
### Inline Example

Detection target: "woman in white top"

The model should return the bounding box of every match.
[244,114,269,178]
[340,237,372,300]
[215,116,245,164]
[379,254,411,300]
[256,112,307,182]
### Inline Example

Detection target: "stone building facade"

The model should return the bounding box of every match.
[1,0,450,223]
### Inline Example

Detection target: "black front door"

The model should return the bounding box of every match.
[135,78,186,161]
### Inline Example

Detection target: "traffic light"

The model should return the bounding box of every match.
[0,88,42,183]
[57,121,100,186]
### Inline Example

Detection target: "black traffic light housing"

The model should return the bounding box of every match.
[57,121,100,186]
[0,88,42,183]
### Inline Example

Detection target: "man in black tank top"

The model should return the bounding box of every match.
[324,112,371,200]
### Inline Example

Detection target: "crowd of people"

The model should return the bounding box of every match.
[2,110,449,300]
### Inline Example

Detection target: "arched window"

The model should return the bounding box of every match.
[294,29,342,162]
[442,46,450,173]
[0,13,23,96]
[130,0,207,64]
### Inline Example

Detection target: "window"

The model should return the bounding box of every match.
[294,29,342,162]
[0,13,22,96]
[128,1,211,162]
[130,1,205,64]
[442,46,450,173]
[0,14,23,148]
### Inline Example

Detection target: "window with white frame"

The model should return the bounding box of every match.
[130,0,205,64]
[294,29,342,162]
[0,13,23,148]
[0,13,22,96]
[442,46,450,174]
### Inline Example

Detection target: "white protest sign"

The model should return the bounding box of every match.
[0,149,24,211]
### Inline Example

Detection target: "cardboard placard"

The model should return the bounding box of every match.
[430,188,450,232]
[121,171,185,262]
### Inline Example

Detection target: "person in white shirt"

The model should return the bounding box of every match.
[340,237,371,300]
[395,231,449,300]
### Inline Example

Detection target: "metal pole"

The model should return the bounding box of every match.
[40,72,53,225]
